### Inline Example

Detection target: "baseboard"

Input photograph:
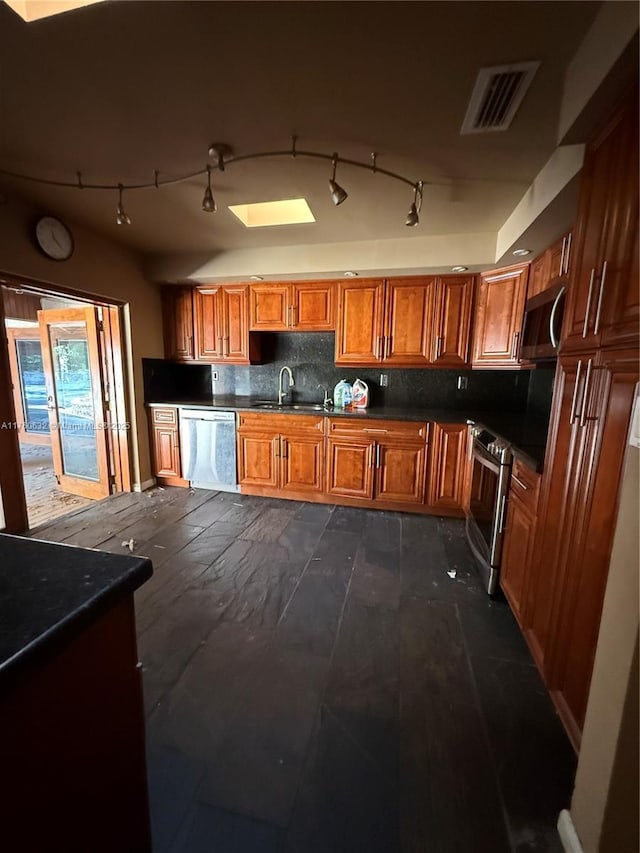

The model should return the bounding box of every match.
[133,478,156,493]
[558,810,584,853]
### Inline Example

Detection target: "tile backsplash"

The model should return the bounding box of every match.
[144,332,532,412]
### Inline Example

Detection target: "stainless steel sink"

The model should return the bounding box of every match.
[250,401,326,412]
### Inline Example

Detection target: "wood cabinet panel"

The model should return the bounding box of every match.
[528,253,549,299]
[335,280,385,364]
[376,442,426,504]
[162,287,194,361]
[326,438,375,499]
[250,284,289,331]
[222,285,250,362]
[152,426,180,478]
[501,485,538,626]
[472,264,528,367]
[238,432,279,488]
[383,277,433,365]
[193,288,224,360]
[280,434,324,495]
[432,275,474,366]
[427,422,468,512]
[293,282,334,330]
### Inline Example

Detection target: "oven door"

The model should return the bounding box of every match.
[466,441,510,593]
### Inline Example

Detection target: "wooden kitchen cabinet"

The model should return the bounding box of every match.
[149,406,188,487]
[376,441,427,504]
[562,91,638,352]
[528,232,572,299]
[427,422,468,514]
[523,348,638,748]
[237,412,325,496]
[326,437,375,500]
[500,458,540,627]
[162,287,194,361]
[194,285,258,364]
[472,263,529,367]
[335,275,473,367]
[250,281,335,331]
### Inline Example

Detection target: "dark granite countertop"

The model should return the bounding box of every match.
[146,398,548,471]
[0,535,152,689]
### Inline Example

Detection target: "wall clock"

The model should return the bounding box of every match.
[34,216,74,261]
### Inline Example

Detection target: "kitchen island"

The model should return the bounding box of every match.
[0,534,153,853]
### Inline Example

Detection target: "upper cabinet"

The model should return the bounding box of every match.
[162,284,260,364]
[335,275,474,367]
[562,91,638,352]
[528,231,572,299]
[250,281,335,331]
[471,263,529,368]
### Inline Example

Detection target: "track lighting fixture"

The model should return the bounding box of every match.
[328,153,348,206]
[115,183,131,225]
[202,165,216,213]
[405,181,423,227]
[3,138,425,227]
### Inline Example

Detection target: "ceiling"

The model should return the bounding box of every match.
[0,0,603,268]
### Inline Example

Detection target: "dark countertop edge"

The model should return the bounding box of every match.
[0,537,152,693]
[145,399,546,471]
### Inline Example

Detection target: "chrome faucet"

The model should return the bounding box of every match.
[317,384,333,409]
[278,366,294,405]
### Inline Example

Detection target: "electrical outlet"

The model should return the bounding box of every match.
[457,375,468,391]
[379,373,388,387]
[211,370,219,381]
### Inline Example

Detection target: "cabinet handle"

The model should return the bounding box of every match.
[512,475,528,491]
[579,358,593,428]
[187,335,193,356]
[273,436,280,457]
[363,427,388,433]
[593,260,608,335]
[582,269,596,337]
[218,335,224,355]
[385,335,392,358]
[291,305,296,328]
[569,359,583,424]
[512,331,520,359]
[377,335,384,360]
[564,232,572,275]
[375,444,381,468]
[559,237,566,279]
[368,444,375,468]
[281,436,288,458]
[498,495,508,533]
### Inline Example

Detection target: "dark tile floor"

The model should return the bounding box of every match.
[34,487,577,852]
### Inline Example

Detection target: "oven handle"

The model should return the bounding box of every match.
[498,494,508,533]
[472,441,501,474]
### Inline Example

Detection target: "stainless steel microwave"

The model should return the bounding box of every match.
[520,282,566,362]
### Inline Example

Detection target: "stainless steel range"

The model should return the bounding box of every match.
[465,424,513,595]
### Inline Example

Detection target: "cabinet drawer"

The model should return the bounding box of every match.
[327,418,428,441]
[238,412,324,434]
[151,406,178,426]
[510,457,540,510]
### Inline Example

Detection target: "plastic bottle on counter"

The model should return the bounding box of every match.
[333,379,353,409]
[351,378,369,408]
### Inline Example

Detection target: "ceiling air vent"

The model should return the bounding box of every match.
[461,61,540,134]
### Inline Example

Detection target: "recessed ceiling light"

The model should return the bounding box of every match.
[228,198,315,228]
[250,275,264,281]
[343,271,358,277]
[451,266,468,272]
[5,0,105,21]
[512,248,531,256]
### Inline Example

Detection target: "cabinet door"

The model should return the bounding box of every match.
[151,425,181,478]
[545,349,638,745]
[547,237,566,283]
[563,94,638,350]
[222,285,250,363]
[500,489,536,626]
[280,434,325,495]
[335,280,385,364]
[249,284,290,331]
[472,264,528,367]
[376,441,426,504]
[427,423,468,512]
[238,432,279,488]
[193,289,224,361]
[432,275,474,366]
[528,253,548,299]
[292,282,334,331]
[383,277,434,365]
[326,437,375,499]
[162,287,194,361]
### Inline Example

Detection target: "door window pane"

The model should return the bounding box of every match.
[15,338,49,434]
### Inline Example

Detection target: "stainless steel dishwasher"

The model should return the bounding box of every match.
[179,409,239,492]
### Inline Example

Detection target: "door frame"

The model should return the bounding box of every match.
[5,326,52,447]
[0,274,133,532]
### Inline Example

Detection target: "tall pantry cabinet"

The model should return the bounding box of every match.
[523,90,639,749]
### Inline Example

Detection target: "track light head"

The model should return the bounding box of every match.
[115,184,131,225]
[202,166,216,212]
[329,154,348,206]
[405,181,423,227]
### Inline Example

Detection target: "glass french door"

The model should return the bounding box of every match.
[38,308,111,500]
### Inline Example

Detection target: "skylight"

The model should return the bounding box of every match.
[5,0,105,22]
[228,198,316,228]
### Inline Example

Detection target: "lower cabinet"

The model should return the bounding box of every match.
[149,406,188,487]
[326,437,375,499]
[237,413,325,497]
[500,458,540,625]
[427,422,469,514]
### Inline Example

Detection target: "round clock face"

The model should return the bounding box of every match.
[35,216,74,261]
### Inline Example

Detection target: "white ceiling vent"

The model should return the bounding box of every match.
[461,61,540,134]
